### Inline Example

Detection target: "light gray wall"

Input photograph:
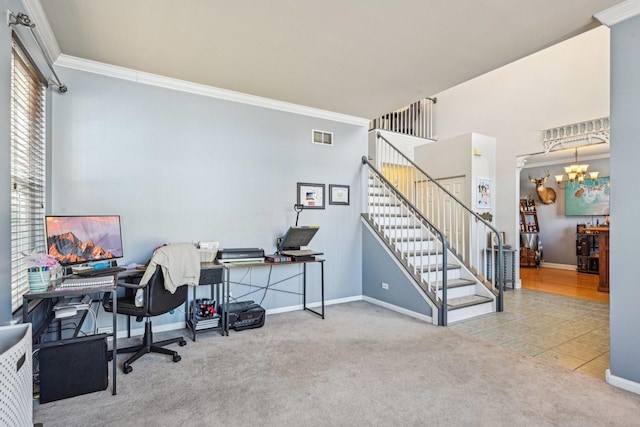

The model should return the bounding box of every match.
[415,133,471,184]
[609,14,640,385]
[362,224,432,318]
[49,66,366,328]
[520,158,610,265]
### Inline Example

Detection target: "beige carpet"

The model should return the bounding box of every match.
[34,301,640,426]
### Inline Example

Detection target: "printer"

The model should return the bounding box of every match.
[220,300,265,331]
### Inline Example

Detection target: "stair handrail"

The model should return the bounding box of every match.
[374,132,504,311]
[362,156,449,325]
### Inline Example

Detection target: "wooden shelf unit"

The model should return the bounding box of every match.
[519,199,539,232]
[576,225,610,293]
[519,199,541,268]
[576,225,600,275]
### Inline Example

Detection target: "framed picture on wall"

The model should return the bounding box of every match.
[297,182,325,209]
[329,184,350,205]
[565,177,610,215]
[477,177,492,208]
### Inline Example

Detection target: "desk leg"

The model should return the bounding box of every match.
[225,269,230,336]
[303,261,325,319]
[192,286,197,341]
[22,299,28,325]
[321,261,325,319]
[111,288,117,395]
[303,263,307,311]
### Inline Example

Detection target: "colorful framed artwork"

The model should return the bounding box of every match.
[477,177,492,209]
[297,182,325,209]
[565,177,610,216]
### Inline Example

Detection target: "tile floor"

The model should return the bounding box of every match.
[449,289,610,380]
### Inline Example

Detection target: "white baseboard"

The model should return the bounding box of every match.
[540,262,576,271]
[265,295,362,316]
[362,295,433,324]
[117,296,412,336]
[116,320,187,339]
[606,370,640,395]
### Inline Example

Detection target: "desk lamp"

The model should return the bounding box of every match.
[294,204,304,226]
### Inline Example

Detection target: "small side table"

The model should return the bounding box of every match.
[485,248,517,290]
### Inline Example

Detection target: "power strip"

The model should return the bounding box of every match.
[54,306,78,319]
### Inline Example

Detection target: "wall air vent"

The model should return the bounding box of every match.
[312,130,333,146]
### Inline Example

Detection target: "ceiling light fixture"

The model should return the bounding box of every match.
[554,147,600,190]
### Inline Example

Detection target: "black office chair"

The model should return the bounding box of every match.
[103,265,188,374]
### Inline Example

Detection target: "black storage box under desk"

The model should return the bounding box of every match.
[38,334,108,403]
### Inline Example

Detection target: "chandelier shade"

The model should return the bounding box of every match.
[554,147,600,189]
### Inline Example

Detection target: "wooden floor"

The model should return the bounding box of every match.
[520,267,609,304]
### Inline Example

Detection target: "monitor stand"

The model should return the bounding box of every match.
[63,260,119,276]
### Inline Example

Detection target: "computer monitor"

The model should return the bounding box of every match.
[45,215,123,267]
[277,226,319,252]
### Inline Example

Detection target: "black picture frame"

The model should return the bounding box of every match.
[329,184,350,205]
[297,182,325,209]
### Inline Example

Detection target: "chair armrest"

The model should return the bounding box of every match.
[118,281,146,290]
[101,279,148,312]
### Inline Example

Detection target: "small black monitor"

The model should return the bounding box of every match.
[278,226,319,252]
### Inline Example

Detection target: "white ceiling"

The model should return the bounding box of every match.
[38,0,622,119]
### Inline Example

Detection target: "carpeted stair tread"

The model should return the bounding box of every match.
[436,278,476,289]
[366,202,402,207]
[417,263,461,272]
[370,213,411,218]
[381,224,422,229]
[447,294,493,310]
[392,236,434,242]
[402,249,443,256]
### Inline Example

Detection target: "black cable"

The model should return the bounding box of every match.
[259,265,273,306]
[228,267,251,303]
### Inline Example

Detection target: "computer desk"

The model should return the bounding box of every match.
[223,258,325,319]
[22,273,119,395]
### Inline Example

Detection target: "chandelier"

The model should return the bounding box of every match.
[554,147,599,189]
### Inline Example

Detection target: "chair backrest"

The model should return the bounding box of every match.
[146,265,189,316]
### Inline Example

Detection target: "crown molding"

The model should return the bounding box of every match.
[54,54,370,127]
[595,0,640,26]
[20,0,61,61]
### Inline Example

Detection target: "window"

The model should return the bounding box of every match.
[10,35,47,312]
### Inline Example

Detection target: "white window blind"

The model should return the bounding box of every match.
[10,35,47,312]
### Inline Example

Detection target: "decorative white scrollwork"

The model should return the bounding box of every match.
[543,117,610,153]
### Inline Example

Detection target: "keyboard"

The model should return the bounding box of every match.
[75,266,126,277]
[54,276,115,291]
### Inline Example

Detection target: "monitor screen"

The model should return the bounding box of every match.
[45,215,123,266]
[278,226,319,251]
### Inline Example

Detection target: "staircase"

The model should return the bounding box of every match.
[362,132,505,325]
